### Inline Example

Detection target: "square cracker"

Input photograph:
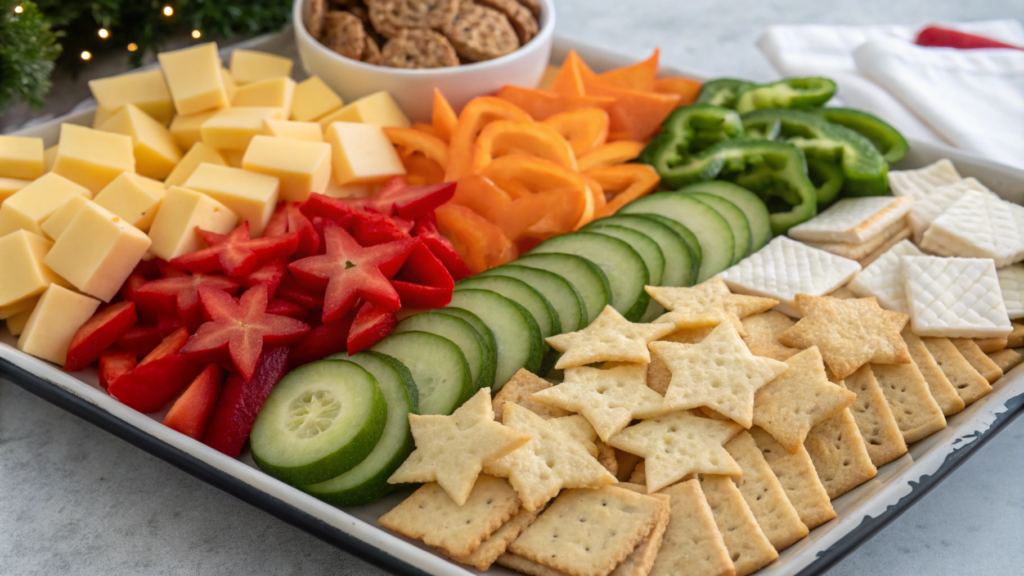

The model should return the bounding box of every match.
[988,348,1023,373]
[923,337,992,406]
[699,474,778,576]
[509,486,669,576]
[804,219,908,261]
[903,330,965,416]
[740,311,799,361]
[609,493,671,576]
[951,338,1003,384]
[749,427,835,530]
[648,479,734,576]
[494,368,572,422]
[725,431,809,552]
[788,196,912,244]
[804,408,878,499]
[871,360,947,444]
[498,552,567,576]
[447,507,541,570]
[378,476,521,558]
[842,366,908,467]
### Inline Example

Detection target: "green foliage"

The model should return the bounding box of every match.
[0,0,61,114]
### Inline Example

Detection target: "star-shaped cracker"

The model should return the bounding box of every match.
[389,388,530,505]
[777,294,911,380]
[609,411,742,493]
[546,305,676,369]
[484,404,616,510]
[647,278,778,336]
[752,346,857,452]
[531,363,670,442]
[649,322,789,427]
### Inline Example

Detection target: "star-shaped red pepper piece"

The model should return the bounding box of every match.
[171,222,300,277]
[265,202,320,257]
[348,177,457,221]
[135,273,241,333]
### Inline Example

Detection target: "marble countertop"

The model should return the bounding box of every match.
[3,1,1023,574]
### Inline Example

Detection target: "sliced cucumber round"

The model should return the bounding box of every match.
[303,351,417,507]
[250,360,387,486]
[371,331,474,415]
[687,192,753,264]
[530,232,650,321]
[643,214,702,284]
[447,289,542,390]
[585,215,695,288]
[480,264,587,333]
[434,307,498,369]
[584,225,666,322]
[678,181,772,252]
[513,253,609,325]
[393,311,495,393]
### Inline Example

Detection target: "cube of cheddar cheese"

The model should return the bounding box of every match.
[325,122,406,186]
[147,186,237,261]
[291,76,342,122]
[100,104,183,181]
[40,195,91,241]
[93,172,166,231]
[158,43,230,116]
[0,135,45,180]
[52,124,135,195]
[233,77,296,112]
[0,295,37,321]
[184,164,279,236]
[318,91,410,130]
[164,143,227,188]
[229,50,293,85]
[170,110,219,151]
[201,107,286,151]
[0,230,64,308]
[0,177,30,203]
[242,136,331,202]
[18,284,101,365]
[87,69,174,126]
[0,172,91,237]
[263,119,323,142]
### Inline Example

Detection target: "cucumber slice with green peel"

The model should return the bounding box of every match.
[583,225,666,322]
[512,253,609,325]
[687,193,752,265]
[447,289,543,390]
[620,194,734,283]
[479,265,587,333]
[303,351,417,507]
[371,331,475,415]
[643,214,701,284]
[678,181,772,251]
[585,215,694,288]
[393,311,495,393]
[530,232,650,322]
[250,360,387,486]
[434,307,498,368]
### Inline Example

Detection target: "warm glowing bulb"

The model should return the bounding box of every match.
[162,5,173,16]
[127,43,138,52]
[81,51,92,61]
[14,5,23,13]
[98,28,109,39]
[191,29,201,39]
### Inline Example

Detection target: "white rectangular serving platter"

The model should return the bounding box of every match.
[4,28,1024,576]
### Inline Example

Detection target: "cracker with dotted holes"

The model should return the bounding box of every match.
[741,311,800,361]
[951,338,1003,383]
[646,278,778,336]
[699,474,778,576]
[508,486,669,576]
[871,359,947,444]
[803,408,878,499]
[988,348,1023,373]
[749,426,835,530]
[842,365,908,467]
[498,552,568,576]
[975,337,1008,353]
[590,488,674,576]
[446,506,541,570]
[378,475,522,558]
[903,330,965,416]
[547,305,676,370]
[494,368,571,422]
[923,337,992,406]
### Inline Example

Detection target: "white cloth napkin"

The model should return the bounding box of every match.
[757,21,1024,169]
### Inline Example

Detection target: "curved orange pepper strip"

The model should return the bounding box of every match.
[480,156,588,240]
[576,140,646,172]
[431,88,458,144]
[543,108,609,157]
[496,85,615,121]
[412,122,437,138]
[445,96,533,181]
[579,174,606,230]
[436,203,517,274]
[402,154,445,185]
[453,174,549,240]
[383,127,449,168]
[472,121,577,174]
[588,164,661,218]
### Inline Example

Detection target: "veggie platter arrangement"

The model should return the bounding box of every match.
[2,26,1024,576]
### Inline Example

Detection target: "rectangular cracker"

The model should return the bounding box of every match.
[1009,322,1024,348]
[498,552,566,576]
[447,507,541,570]
[903,330,965,416]
[610,494,672,576]
[975,337,1008,353]
[648,479,735,576]
[804,408,879,499]
[378,476,521,558]
[494,368,571,422]
[842,366,908,466]
[871,360,947,444]
[699,474,778,576]
[749,427,835,530]
[804,219,908,261]
[740,311,799,361]
[509,486,669,576]
[988,348,1023,373]
[857,227,913,267]
[922,337,993,406]
[951,338,1003,383]
[725,431,809,551]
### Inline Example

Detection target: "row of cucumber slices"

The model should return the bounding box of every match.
[248,182,772,507]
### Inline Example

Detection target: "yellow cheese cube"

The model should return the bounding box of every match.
[93,172,166,231]
[164,142,226,187]
[87,68,174,126]
[0,177,30,203]
[325,122,406,186]
[291,76,342,122]
[0,172,91,237]
[45,202,152,302]
[147,186,237,260]
[0,135,45,180]
[100,104,183,181]
[263,119,323,142]
[170,110,219,151]
[184,164,278,236]
[43,146,58,173]
[0,230,63,307]
[52,123,135,194]
[40,195,91,240]
[233,77,296,112]
[158,43,230,116]
[221,68,237,102]
[0,295,37,321]
[229,50,294,85]
[319,91,411,130]
[201,107,285,151]
[7,305,34,336]
[242,135,331,203]
[18,284,101,365]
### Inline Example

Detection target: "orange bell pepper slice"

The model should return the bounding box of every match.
[596,49,659,92]
[543,108,609,157]
[383,127,449,168]
[431,88,458,144]
[548,51,594,96]
[412,122,437,138]
[436,203,517,274]
[584,78,682,142]
[653,77,702,105]
[445,96,533,181]
[472,121,577,173]
[587,164,661,218]
[496,85,615,121]
[402,154,445,185]
[480,156,588,241]
[576,140,646,171]
[582,173,607,213]
[453,174,551,240]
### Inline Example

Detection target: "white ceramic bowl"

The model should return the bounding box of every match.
[292,0,555,122]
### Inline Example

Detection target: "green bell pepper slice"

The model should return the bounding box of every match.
[814,107,909,163]
[734,77,837,114]
[695,79,757,108]
[637,104,745,184]
[807,159,844,206]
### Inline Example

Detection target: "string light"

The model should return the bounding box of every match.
[191,29,201,39]
[14,5,23,13]
[81,51,92,61]
[98,28,109,39]
[127,43,138,52]
[162,5,173,16]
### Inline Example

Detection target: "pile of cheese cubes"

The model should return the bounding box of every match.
[0,42,416,367]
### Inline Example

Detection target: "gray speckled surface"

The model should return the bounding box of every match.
[3,1,1024,574]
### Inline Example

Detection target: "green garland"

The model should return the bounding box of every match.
[0,0,61,114]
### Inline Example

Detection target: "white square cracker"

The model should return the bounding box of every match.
[847,239,923,314]
[908,178,997,243]
[888,158,961,199]
[788,196,912,243]
[997,263,1024,320]
[919,189,1024,268]
[902,255,1012,338]
[717,236,861,317]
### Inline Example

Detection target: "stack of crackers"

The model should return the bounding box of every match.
[788,196,914,266]
[308,0,540,69]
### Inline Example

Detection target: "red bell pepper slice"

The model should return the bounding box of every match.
[232,259,287,296]
[99,350,137,390]
[266,203,321,257]
[301,193,363,228]
[288,224,418,323]
[141,326,190,364]
[116,324,163,357]
[119,270,149,304]
[180,285,309,382]
[916,26,1023,50]
[266,298,308,320]
[350,210,413,246]
[135,273,240,334]
[64,301,138,372]
[347,302,397,354]
[288,313,355,368]
[275,273,325,310]
[157,312,186,337]
[108,354,202,413]
[203,346,290,457]
[392,241,454,309]
[411,215,470,281]
[348,178,457,221]
[171,222,300,277]
[162,364,224,440]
